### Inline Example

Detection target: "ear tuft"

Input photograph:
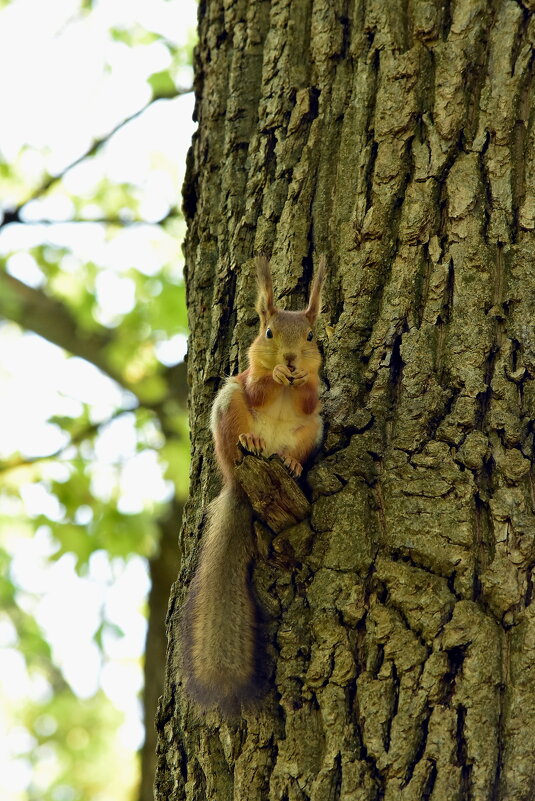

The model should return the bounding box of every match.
[256,255,276,325]
[306,254,326,325]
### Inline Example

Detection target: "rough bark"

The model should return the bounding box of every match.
[156,1,535,799]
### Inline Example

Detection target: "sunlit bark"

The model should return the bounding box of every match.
[156,1,535,799]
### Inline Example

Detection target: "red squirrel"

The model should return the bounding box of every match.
[181,255,325,712]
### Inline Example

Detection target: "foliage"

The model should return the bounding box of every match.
[0,0,195,799]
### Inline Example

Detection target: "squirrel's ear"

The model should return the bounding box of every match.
[256,255,276,325]
[305,255,326,325]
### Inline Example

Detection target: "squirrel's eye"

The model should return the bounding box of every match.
[307,331,314,341]
[266,328,273,339]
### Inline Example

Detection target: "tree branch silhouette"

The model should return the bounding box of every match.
[0,87,193,230]
[0,270,187,406]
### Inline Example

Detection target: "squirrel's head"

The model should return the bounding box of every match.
[249,255,325,376]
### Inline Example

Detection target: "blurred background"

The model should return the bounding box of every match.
[0,1,196,799]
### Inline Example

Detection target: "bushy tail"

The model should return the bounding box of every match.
[181,485,261,713]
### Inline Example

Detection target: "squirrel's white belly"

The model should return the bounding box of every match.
[251,392,302,455]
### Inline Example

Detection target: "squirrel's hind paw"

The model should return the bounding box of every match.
[278,453,303,477]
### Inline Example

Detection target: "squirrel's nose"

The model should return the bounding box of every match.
[284,353,296,370]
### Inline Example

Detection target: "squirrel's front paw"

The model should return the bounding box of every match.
[290,370,308,387]
[278,453,303,477]
[239,432,266,456]
[273,364,293,385]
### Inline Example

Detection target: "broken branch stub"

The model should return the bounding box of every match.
[234,446,310,533]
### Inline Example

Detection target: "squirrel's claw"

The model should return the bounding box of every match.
[273,364,308,387]
[278,453,303,477]
[291,370,308,387]
[239,432,267,456]
[272,364,292,385]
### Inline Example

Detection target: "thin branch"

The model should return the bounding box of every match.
[6,211,180,228]
[0,409,127,475]
[0,374,188,477]
[0,270,119,377]
[0,88,193,230]
[0,270,188,407]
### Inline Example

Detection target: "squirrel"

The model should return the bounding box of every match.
[181,255,325,713]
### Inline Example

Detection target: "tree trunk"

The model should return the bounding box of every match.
[155,1,535,799]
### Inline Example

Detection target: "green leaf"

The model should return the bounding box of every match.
[160,435,190,498]
[147,70,177,98]
[153,282,187,335]
[110,25,161,46]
